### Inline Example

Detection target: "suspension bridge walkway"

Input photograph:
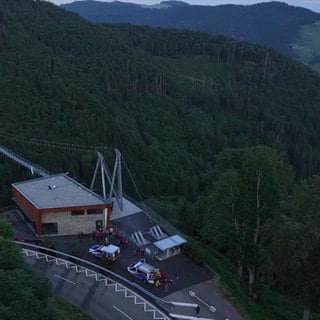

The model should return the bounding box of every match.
[0,144,51,177]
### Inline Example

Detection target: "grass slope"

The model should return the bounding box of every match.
[50,296,92,320]
[292,22,320,72]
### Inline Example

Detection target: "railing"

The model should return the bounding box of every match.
[17,241,173,319]
[0,144,51,177]
[124,194,187,238]
[0,205,15,214]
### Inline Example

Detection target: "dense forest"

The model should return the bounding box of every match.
[1,0,320,319]
[0,220,90,319]
[0,220,56,319]
[62,0,320,69]
[1,0,320,198]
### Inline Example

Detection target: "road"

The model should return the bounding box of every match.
[6,209,246,320]
[25,253,169,320]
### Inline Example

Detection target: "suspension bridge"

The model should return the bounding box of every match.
[0,143,141,218]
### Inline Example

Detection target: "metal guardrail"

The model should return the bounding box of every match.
[124,194,186,238]
[17,241,173,319]
[0,205,15,214]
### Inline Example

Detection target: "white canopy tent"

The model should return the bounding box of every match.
[153,234,187,260]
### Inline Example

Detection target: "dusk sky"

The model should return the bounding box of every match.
[47,0,320,13]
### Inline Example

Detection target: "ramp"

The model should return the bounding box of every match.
[131,230,148,246]
[150,225,166,240]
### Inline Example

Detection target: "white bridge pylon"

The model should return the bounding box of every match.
[0,143,128,213]
[90,149,123,210]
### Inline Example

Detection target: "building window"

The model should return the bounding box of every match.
[42,223,58,235]
[87,208,103,215]
[71,210,85,215]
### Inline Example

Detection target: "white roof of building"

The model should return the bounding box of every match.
[154,237,176,251]
[154,234,187,251]
[12,174,108,210]
[170,234,187,246]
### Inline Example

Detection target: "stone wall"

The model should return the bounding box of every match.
[41,210,105,235]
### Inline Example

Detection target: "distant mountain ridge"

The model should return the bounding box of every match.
[62,1,320,71]
[160,1,189,6]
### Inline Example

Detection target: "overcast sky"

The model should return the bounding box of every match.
[47,0,320,13]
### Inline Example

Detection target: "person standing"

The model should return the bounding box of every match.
[196,304,200,317]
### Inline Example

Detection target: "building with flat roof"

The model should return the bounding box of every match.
[12,174,112,236]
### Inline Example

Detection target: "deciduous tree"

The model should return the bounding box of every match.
[200,146,289,297]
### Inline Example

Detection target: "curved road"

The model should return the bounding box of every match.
[24,252,169,320]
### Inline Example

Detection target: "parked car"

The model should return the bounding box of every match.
[127,258,168,285]
[89,244,120,263]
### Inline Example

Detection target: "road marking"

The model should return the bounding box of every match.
[113,305,133,320]
[169,314,215,320]
[22,249,168,319]
[169,302,198,307]
[54,274,76,284]
[189,291,216,313]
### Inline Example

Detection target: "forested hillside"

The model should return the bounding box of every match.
[62,1,320,70]
[2,1,320,319]
[1,0,320,201]
[0,220,56,319]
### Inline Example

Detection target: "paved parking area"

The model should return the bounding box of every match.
[4,210,214,297]
[2,209,246,320]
